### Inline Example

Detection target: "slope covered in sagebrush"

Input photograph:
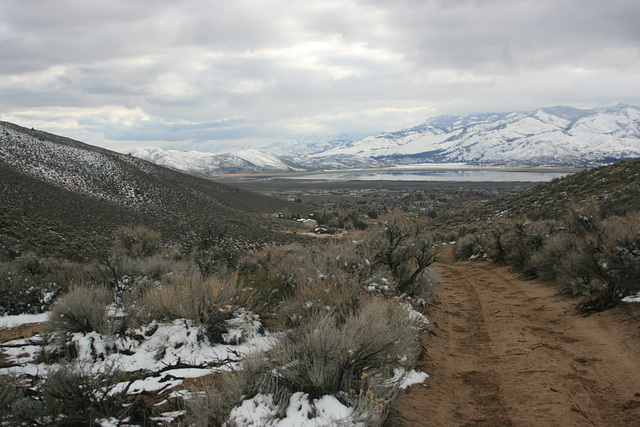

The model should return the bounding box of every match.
[0,122,304,257]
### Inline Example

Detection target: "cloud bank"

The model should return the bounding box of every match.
[1,0,639,152]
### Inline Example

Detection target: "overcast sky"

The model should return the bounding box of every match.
[1,0,640,153]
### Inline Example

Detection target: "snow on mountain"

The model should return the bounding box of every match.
[128,105,640,175]
[128,146,308,175]
[129,147,382,175]
[317,104,640,166]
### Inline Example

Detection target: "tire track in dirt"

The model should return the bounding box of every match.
[398,247,640,426]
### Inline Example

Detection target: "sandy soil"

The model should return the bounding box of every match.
[398,247,640,426]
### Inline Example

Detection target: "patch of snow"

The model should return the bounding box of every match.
[399,370,429,389]
[228,392,357,426]
[0,312,50,329]
[1,319,276,383]
[622,292,640,303]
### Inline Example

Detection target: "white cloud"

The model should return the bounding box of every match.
[1,0,639,152]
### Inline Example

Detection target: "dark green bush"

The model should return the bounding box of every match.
[477,205,640,311]
[602,212,640,300]
[523,233,576,282]
[0,379,47,425]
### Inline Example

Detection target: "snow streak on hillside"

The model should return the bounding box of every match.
[0,123,157,209]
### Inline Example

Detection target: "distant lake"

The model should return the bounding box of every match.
[286,169,575,182]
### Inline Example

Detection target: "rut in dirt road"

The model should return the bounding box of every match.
[398,249,640,426]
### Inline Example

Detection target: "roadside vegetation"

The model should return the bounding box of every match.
[454,203,640,311]
[452,158,640,312]
[1,214,439,425]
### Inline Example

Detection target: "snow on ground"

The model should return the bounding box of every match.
[0,310,429,426]
[229,392,356,426]
[400,369,429,389]
[622,292,640,303]
[0,318,275,379]
[227,369,429,427]
[0,312,50,329]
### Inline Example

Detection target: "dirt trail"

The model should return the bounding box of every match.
[399,246,640,426]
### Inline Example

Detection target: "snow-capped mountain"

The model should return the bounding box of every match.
[129,104,640,175]
[129,147,383,175]
[314,104,640,166]
[127,147,307,175]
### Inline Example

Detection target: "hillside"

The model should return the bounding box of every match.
[425,157,640,229]
[128,146,384,176]
[0,122,304,258]
[487,157,640,221]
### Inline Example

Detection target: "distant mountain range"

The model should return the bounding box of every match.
[0,121,302,251]
[130,104,640,175]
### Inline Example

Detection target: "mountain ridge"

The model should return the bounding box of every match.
[129,104,640,175]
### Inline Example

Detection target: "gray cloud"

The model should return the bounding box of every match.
[1,0,639,152]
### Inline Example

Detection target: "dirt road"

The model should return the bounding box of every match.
[399,247,640,426]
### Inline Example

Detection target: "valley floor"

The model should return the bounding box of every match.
[399,246,640,426]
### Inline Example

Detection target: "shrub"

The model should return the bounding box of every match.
[117,254,190,281]
[188,374,247,427]
[0,379,47,425]
[270,298,421,398]
[142,273,253,343]
[0,254,86,315]
[114,226,161,258]
[550,211,640,311]
[602,212,640,300]
[360,216,440,298]
[193,224,242,277]
[191,297,424,424]
[46,285,116,335]
[523,233,577,282]
[453,233,486,261]
[0,363,127,426]
[238,268,292,319]
[277,276,363,328]
[42,361,127,423]
[249,243,310,290]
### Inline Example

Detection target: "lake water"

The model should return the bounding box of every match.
[287,169,574,182]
